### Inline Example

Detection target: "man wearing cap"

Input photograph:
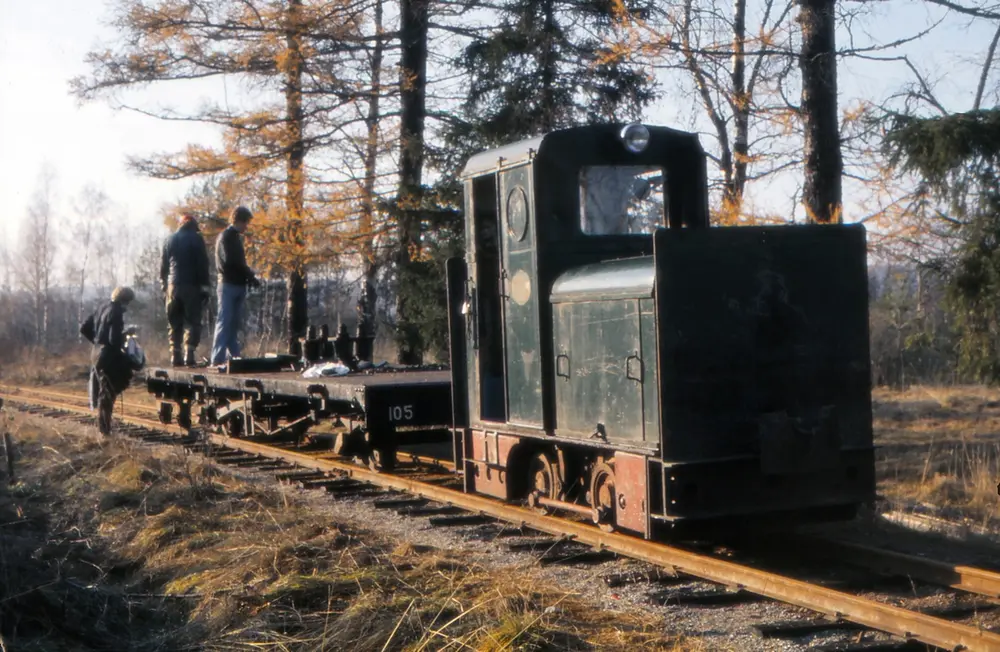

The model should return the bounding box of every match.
[211,206,260,365]
[160,213,211,367]
[80,286,139,435]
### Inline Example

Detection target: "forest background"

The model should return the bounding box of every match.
[3,0,1000,387]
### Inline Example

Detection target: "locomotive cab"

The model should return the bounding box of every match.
[448,123,876,537]
[453,124,709,430]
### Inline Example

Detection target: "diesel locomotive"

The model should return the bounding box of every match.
[147,123,876,538]
[447,123,874,536]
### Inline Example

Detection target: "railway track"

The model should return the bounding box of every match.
[4,385,1000,651]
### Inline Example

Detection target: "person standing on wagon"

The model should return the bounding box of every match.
[160,213,211,367]
[211,206,260,365]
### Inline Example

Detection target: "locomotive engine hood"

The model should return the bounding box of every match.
[549,256,654,303]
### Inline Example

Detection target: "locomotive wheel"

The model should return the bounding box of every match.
[526,452,562,512]
[589,461,616,532]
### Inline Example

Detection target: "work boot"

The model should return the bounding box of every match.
[170,348,183,368]
[184,347,196,367]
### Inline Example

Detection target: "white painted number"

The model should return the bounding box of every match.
[389,405,414,422]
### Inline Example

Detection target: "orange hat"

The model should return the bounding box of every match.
[178,213,196,224]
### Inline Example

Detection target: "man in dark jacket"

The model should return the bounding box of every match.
[81,286,138,435]
[211,206,260,365]
[160,213,210,366]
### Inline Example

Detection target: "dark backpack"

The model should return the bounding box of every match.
[80,314,96,344]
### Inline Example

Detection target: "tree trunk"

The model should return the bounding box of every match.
[357,0,384,352]
[540,0,557,130]
[285,0,308,355]
[287,271,308,356]
[798,0,842,223]
[396,0,429,365]
[727,0,749,214]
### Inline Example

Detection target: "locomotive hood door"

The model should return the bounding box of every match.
[500,165,544,428]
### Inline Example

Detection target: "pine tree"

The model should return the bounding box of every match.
[884,109,1000,380]
[72,0,370,352]
[437,0,657,173]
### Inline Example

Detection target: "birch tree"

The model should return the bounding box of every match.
[67,184,108,338]
[17,165,60,347]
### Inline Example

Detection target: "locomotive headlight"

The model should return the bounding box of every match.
[620,123,650,154]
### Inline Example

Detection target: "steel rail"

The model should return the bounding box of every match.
[0,389,457,472]
[0,384,154,414]
[795,535,1000,599]
[4,390,1000,650]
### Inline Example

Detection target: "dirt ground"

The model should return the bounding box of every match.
[0,413,698,652]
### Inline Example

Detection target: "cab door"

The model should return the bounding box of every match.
[465,174,506,424]
[500,165,543,428]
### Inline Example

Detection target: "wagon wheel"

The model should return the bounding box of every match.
[526,452,562,513]
[222,410,245,438]
[176,402,193,430]
[589,461,616,532]
[368,446,397,472]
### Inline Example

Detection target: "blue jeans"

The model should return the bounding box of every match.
[211,282,247,364]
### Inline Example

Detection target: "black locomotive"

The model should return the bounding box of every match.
[148,123,875,538]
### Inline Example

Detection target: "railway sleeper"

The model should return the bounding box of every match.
[807,639,929,652]
[275,470,330,483]
[652,588,765,607]
[428,514,493,527]
[755,618,864,638]
[298,477,351,490]
[398,505,464,517]
[373,497,428,510]
[537,549,619,566]
[603,568,685,588]
[503,537,569,552]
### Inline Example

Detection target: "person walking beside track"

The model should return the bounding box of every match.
[211,206,260,365]
[80,286,141,435]
[160,213,211,367]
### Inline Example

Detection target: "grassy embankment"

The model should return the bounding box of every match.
[0,413,698,651]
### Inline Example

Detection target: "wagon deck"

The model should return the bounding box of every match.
[146,366,453,432]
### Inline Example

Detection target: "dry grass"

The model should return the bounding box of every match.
[0,414,697,651]
[0,346,93,386]
[873,385,1000,526]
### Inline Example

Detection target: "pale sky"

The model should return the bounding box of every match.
[1,0,997,253]
[0,0,218,248]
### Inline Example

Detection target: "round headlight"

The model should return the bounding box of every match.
[620,123,650,154]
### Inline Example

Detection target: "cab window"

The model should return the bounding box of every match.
[580,166,666,235]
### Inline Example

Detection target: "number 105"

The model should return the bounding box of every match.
[389,405,414,421]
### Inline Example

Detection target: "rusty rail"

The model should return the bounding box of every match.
[795,535,1000,599]
[4,388,1000,651]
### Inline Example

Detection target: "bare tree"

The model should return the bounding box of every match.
[0,235,11,295]
[17,165,60,347]
[67,185,109,339]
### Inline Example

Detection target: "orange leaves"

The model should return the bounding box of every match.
[711,197,791,226]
